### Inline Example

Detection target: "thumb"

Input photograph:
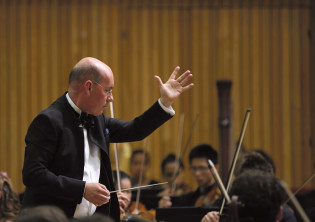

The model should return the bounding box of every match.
[154,75,163,87]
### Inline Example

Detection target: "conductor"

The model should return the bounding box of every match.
[21,57,193,222]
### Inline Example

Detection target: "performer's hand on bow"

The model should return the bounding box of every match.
[117,191,131,213]
[84,182,110,207]
[201,211,219,222]
[158,195,172,208]
[155,66,194,107]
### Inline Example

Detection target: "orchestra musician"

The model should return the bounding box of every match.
[129,149,160,187]
[21,57,194,222]
[159,144,221,208]
[112,170,156,221]
[129,149,164,211]
[226,170,286,222]
[158,153,193,197]
[112,170,132,214]
[201,151,298,222]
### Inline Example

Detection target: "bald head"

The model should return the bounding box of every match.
[68,57,111,85]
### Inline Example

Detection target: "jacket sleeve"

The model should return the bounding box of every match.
[106,101,173,143]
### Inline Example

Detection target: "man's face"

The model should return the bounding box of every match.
[130,153,147,178]
[190,158,215,188]
[120,178,132,201]
[86,67,114,116]
[163,162,183,185]
[89,79,114,115]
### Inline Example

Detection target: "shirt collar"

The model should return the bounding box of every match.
[66,93,81,115]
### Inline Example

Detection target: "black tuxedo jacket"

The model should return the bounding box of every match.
[22,93,172,221]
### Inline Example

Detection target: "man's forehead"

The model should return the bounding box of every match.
[191,158,208,165]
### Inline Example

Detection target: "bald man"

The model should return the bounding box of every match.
[21,57,193,222]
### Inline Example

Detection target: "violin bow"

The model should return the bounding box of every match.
[208,159,231,204]
[283,173,315,205]
[219,108,251,215]
[132,137,149,214]
[180,114,199,162]
[110,102,122,192]
[280,181,311,222]
[170,114,185,194]
[170,113,199,194]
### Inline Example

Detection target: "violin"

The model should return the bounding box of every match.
[121,201,156,221]
[194,185,221,207]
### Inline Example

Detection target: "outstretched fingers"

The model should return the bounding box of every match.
[179,72,193,87]
[181,81,194,93]
[176,69,191,83]
[168,66,181,81]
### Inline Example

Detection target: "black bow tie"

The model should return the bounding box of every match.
[78,112,95,128]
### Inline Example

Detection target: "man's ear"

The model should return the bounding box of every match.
[84,80,92,92]
[276,205,283,222]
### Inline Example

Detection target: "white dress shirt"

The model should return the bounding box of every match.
[66,93,100,218]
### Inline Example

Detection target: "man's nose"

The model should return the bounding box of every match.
[107,94,114,102]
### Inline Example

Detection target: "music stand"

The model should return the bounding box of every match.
[156,207,220,222]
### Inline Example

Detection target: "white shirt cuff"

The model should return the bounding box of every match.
[158,98,175,116]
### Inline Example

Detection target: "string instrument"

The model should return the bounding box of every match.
[126,201,156,221]
[194,185,221,207]
[158,183,192,197]
[120,201,155,221]
[110,183,167,221]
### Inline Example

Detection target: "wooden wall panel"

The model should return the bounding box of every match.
[310,0,315,189]
[0,0,313,193]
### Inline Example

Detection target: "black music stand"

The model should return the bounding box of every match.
[156,207,220,222]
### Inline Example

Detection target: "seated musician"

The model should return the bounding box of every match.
[129,149,160,187]
[129,149,163,210]
[158,153,193,196]
[227,170,285,222]
[203,170,285,222]
[0,171,21,221]
[159,144,221,208]
[112,170,132,214]
[201,151,297,222]
[112,170,155,222]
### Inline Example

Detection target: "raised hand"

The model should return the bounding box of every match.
[155,66,194,107]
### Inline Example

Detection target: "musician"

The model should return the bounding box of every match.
[21,57,194,222]
[112,171,132,213]
[129,149,163,211]
[227,170,285,222]
[129,149,159,187]
[159,144,221,208]
[0,171,20,221]
[158,153,193,196]
[201,151,297,222]
[112,170,154,221]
